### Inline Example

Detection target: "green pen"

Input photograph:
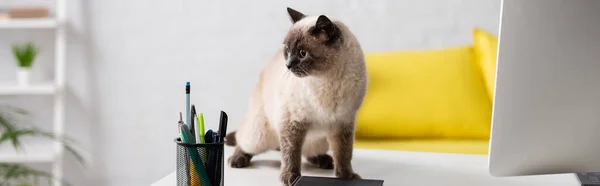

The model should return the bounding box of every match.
[196,113,207,162]
[196,113,205,143]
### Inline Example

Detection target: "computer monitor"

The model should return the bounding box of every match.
[488,0,600,179]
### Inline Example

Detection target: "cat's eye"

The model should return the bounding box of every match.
[299,50,307,58]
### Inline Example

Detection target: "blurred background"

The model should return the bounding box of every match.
[0,0,500,185]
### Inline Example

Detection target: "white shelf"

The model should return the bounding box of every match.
[0,140,55,163]
[0,1,67,184]
[0,18,57,29]
[0,84,56,95]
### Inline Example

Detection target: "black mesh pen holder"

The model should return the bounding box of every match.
[175,138,225,186]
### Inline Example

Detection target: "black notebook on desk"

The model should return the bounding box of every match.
[292,176,384,186]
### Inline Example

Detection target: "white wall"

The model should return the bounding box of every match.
[0,0,501,185]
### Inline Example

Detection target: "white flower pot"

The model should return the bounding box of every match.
[17,68,31,87]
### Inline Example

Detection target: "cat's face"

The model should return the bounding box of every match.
[283,8,343,78]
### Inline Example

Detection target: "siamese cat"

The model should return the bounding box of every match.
[225,7,367,186]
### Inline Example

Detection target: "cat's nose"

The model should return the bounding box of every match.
[286,60,297,69]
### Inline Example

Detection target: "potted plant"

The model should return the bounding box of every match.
[11,43,38,87]
[0,105,85,186]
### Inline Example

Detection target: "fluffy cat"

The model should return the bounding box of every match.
[225,7,367,186]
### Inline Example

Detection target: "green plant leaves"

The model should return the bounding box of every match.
[0,163,71,186]
[0,105,85,185]
[11,43,38,68]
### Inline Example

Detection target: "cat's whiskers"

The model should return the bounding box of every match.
[299,66,309,76]
[294,59,310,76]
[281,68,292,80]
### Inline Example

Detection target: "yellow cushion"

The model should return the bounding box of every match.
[356,46,492,139]
[473,28,499,101]
[355,138,489,155]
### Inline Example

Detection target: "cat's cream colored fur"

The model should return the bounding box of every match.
[226,8,367,186]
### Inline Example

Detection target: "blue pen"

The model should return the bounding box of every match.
[204,129,213,168]
[211,132,218,184]
[204,129,217,183]
[205,130,213,143]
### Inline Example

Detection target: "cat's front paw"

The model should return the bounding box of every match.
[280,171,300,186]
[228,154,251,168]
[307,154,334,169]
[335,169,361,179]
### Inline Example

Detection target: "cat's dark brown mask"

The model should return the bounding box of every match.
[283,7,343,78]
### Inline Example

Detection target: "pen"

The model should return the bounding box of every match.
[196,112,207,164]
[214,111,228,185]
[204,130,213,143]
[217,111,228,143]
[205,130,215,183]
[208,137,217,184]
[204,129,213,169]
[190,105,197,143]
[197,113,205,144]
[186,82,191,129]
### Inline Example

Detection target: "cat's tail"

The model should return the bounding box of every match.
[225,131,237,146]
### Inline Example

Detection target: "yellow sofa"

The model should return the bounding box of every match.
[354,28,498,155]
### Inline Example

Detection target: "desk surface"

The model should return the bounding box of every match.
[151,146,579,186]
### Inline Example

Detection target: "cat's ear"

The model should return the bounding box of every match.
[312,15,341,44]
[315,15,333,30]
[287,7,305,24]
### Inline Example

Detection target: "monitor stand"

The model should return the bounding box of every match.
[576,173,600,186]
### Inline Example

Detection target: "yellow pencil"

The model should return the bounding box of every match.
[190,162,202,186]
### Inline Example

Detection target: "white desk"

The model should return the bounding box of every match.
[152,146,579,186]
